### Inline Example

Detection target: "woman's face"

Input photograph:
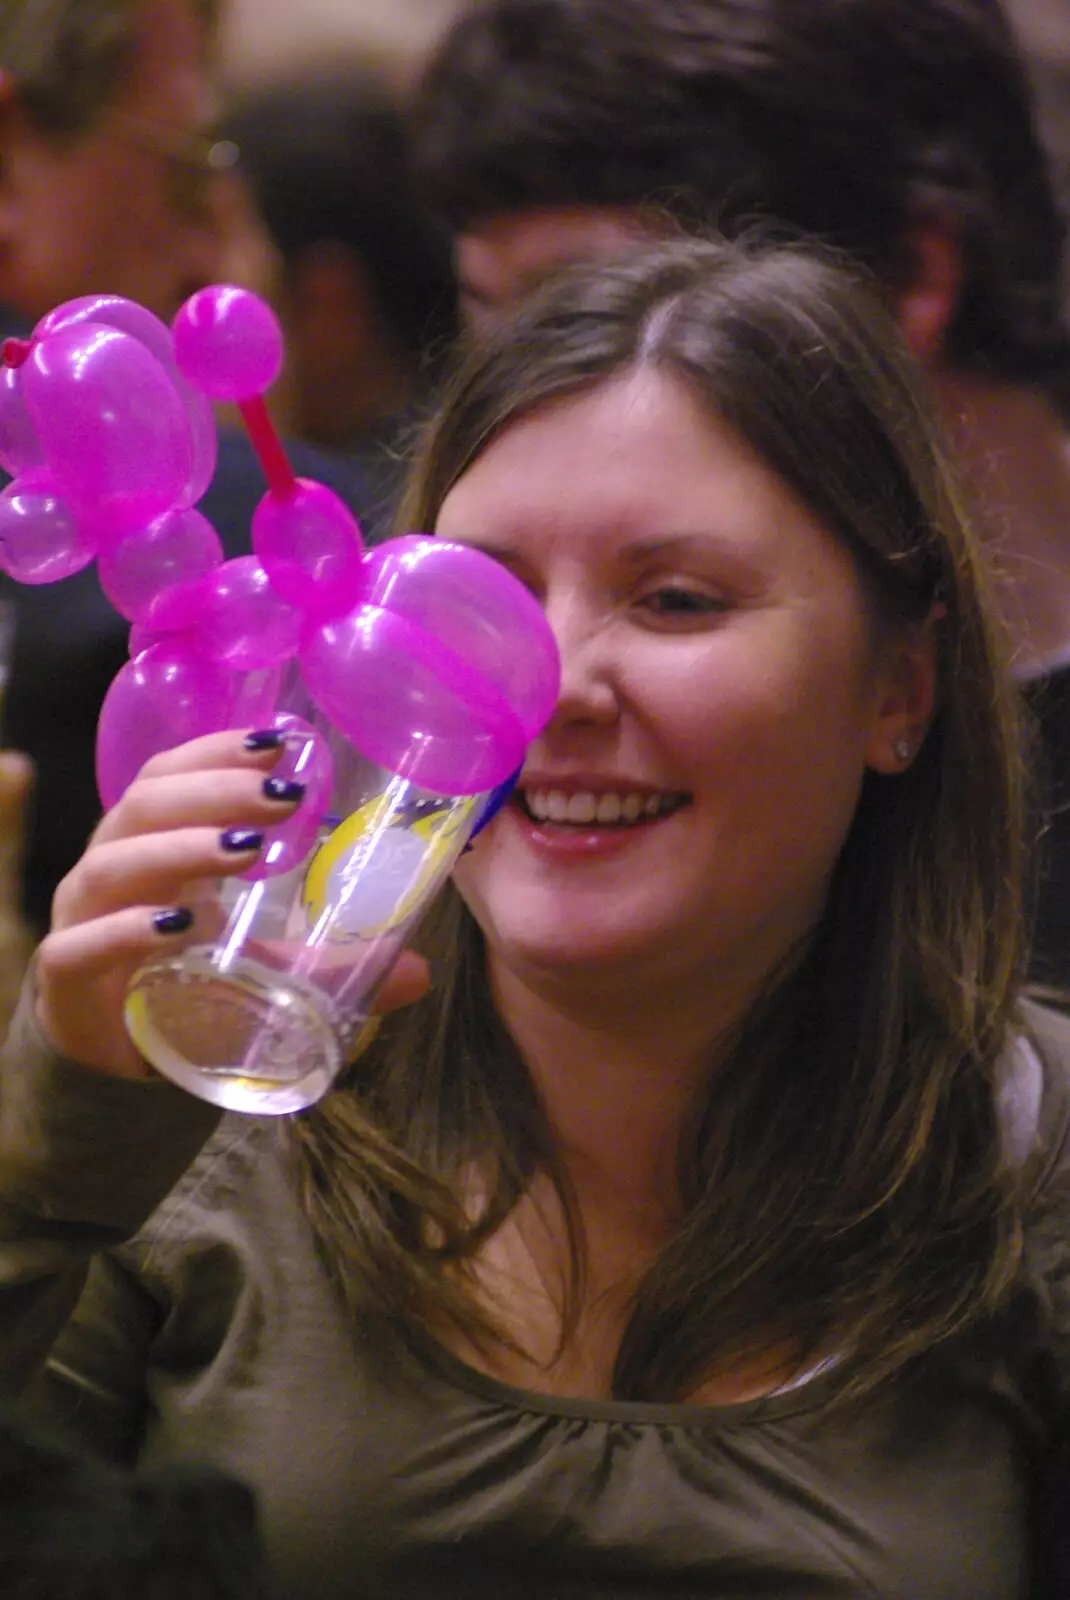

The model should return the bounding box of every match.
[440,371,929,998]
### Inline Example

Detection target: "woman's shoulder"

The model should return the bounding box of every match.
[133,1110,291,1231]
[119,1112,307,1294]
[1013,995,1070,1182]
[1005,998,1070,1396]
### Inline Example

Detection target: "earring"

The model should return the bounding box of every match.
[894,738,912,762]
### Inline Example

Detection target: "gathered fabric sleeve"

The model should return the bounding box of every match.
[0,975,221,1453]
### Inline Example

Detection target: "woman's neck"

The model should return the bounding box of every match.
[450,955,806,1403]
[487,957,739,1212]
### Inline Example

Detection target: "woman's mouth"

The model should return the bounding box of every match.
[516,788,691,828]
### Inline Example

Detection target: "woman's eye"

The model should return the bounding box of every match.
[640,587,727,618]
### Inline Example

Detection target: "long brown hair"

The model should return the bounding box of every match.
[290,235,1030,1403]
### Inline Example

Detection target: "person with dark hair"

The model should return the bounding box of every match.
[222,71,457,437]
[217,70,458,538]
[0,234,1068,1596]
[0,0,374,934]
[414,0,1070,984]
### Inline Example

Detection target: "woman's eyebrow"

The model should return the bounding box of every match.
[619,531,741,563]
[459,531,746,563]
[621,533,702,560]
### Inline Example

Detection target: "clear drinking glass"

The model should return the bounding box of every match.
[124,688,485,1114]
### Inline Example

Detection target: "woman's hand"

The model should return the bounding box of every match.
[36,732,430,1079]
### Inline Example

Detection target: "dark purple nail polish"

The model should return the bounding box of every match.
[154,907,194,935]
[220,828,264,853]
[243,729,283,752]
[262,776,306,803]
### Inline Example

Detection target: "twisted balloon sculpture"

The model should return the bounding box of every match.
[0,285,559,878]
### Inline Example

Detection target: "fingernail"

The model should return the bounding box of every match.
[243,729,283,752]
[262,776,306,803]
[154,907,194,935]
[220,828,264,853]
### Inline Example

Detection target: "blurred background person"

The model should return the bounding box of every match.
[215,0,464,100]
[1005,0,1070,313]
[413,0,1070,987]
[217,69,458,537]
[0,0,222,323]
[0,0,374,937]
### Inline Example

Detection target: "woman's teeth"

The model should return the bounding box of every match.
[522,789,686,826]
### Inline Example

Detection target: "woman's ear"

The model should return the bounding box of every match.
[864,608,941,775]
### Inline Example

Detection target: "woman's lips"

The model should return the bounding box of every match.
[503,792,689,858]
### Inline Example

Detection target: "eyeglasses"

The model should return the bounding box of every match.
[105,111,240,222]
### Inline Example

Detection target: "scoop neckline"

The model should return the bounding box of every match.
[418,1337,841,1427]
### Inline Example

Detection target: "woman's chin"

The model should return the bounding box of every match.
[459,876,694,981]
[487,920,664,982]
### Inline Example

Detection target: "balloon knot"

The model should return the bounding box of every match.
[1,338,32,369]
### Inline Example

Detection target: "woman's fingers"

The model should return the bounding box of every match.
[37,905,201,1076]
[92,767,304,848]
[39,905,189,987]
[52,826,265,929]
[37,726,435,1082]
[39,915,431,1078]
[91,730,298,848]
[126,728,285,782]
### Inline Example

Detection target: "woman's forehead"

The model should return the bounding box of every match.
[435,370,834,565]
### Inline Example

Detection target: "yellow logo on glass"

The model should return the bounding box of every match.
[302,795,476,939]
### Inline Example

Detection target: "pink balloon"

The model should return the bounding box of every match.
[240,714,334,881]
[0,470,98,584]
[98,507,223,622]
[143,574,207,637]
[174,391,218,510]
[173,285,283,402]
[362,537,560,739]
[96,642,235,808]
[0,365,43,477]
[193,555,304,671]
[228,665,282,730]
[128,619,171,658]
[300,603,527,794]
[21,323,194,534]
[252,480,366,620]
[36,295,216,509]
[37,294,179,360]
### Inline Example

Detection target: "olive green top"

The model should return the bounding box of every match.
[1,987,1068,1599]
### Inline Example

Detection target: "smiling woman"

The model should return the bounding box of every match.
[329,234,1020,1407]
[2,235,1069,1599]
[439,372,927,988]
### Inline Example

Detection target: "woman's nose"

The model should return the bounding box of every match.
[545,601,620,728]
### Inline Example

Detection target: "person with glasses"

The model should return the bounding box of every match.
[0,0,378,936]
[0,0,223,322]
